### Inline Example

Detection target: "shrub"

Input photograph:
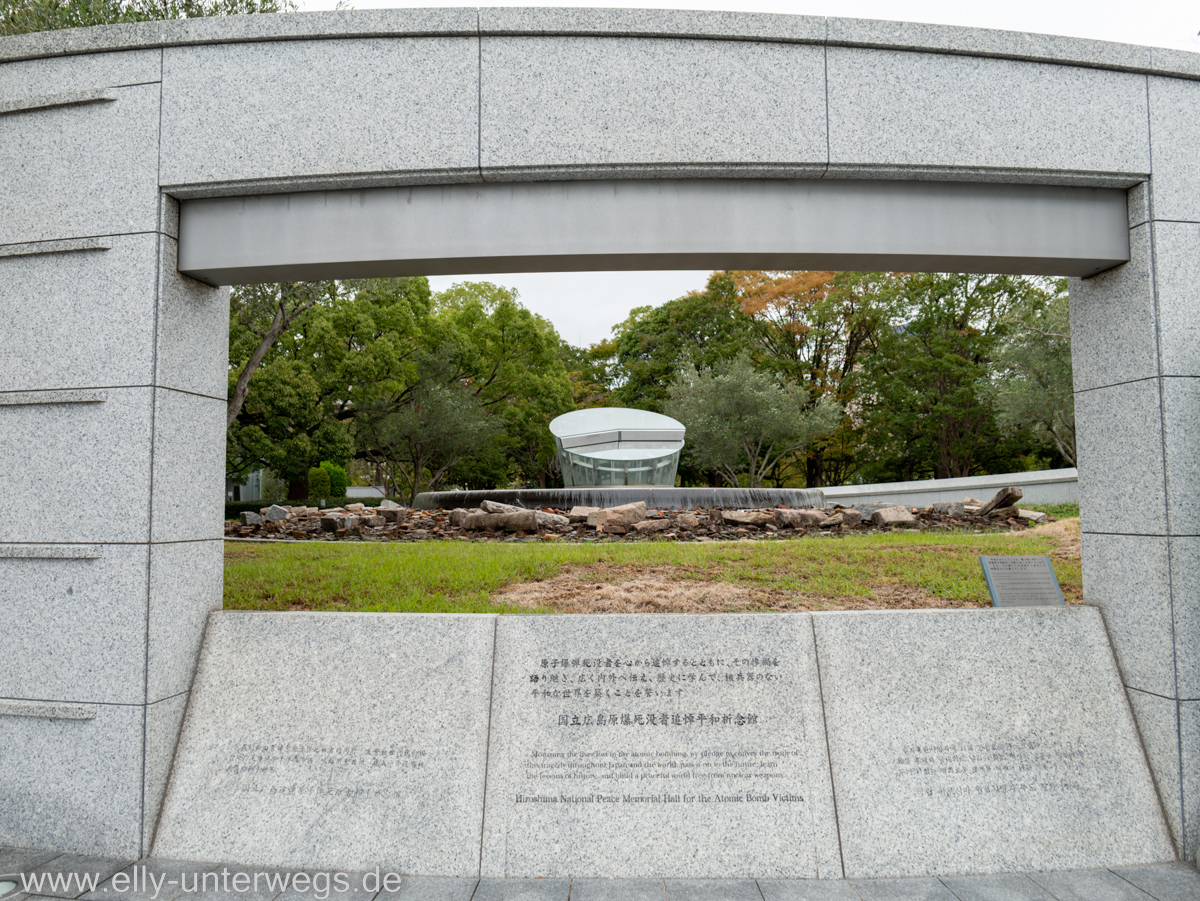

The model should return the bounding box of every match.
[321,461,349,498]
[307,466,332,499]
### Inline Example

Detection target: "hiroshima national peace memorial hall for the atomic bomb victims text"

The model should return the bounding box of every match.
[2,5,1200,900]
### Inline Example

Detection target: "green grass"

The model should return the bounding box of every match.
[224,530,1081,614]
[1020,502,1080,519]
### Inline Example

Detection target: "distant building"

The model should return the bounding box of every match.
[550,408,685,487]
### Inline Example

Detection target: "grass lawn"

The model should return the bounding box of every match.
[224,527,1081,615]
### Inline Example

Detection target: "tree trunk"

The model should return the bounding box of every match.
[806,451,825,489]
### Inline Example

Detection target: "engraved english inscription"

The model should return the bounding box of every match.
[487,616,827,879]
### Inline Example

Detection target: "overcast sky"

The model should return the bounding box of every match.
[295,0,1199,347]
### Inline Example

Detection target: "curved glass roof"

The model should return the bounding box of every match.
[549,408,684,438]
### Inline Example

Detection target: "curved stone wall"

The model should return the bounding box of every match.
[1,7,1198,867]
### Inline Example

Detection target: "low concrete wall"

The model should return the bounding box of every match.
[824,468,1078,508]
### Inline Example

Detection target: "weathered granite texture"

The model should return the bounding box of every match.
[480,37,825,180]
[153,612,496,874]
[150,389,226,543]
[1151,223,1200,378]
[146,540,223,702]
[0,387,153,544]
[1148,76,1200,224]
[156,239,230,400]
[813,608,1175,877]
[0,702,146,856]
[160,38,479,190]
[826,48,1149,179]
[0,47,159,96]
[481,614,840,879]
[0,82,159,245]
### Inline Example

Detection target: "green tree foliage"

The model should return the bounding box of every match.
[306,465,332,500]
[993,278,1076,465]
[852,273,1057,481]
[611,274,757,412]
[665,355,840,488]
[2,0,292,37]
[320,460,348,498]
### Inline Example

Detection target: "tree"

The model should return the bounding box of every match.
[994,278,1076,465]
[227,281,333,428]
[665,355,839,488]
[611,274,757,412]
[853,273,1034,481]
[2,0,293,36]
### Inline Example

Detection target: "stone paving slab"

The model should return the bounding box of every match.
[2,851,1199,901]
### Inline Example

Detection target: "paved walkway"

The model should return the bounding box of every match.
[2,849,1198,901]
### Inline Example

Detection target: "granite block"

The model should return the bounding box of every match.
[1129,183,1150,229]
[1148,77,1200,224]
[937,874,1056,900]
[1074,379,1167,536]
[471,880,570,901]
[0,233,158,392]
[481,614,839,879]
[1161,378,1200,536]
[1028,869,1156,901]
[22,858,134,900]
[0,49,160,99]
[570,879,666,901]
[1111,863,1200,901]
[150,390,227,543]
[756,881,861,901]
[846,879,958,900]
[1181,701,1200,861]
[373,878,479,901]
[0,850,63,875]
[0,542,149,705]
[0,82,158,245]
[480,7,825,42]
[480,37,826,177]
[0,703,144,857]
[155,238,229,400]
[153,612,496,874]
[1068,225,1157,393]
[1080,534,1175,696]
[0,387,153,544]
[142,693,189,853]
[83,860,221,901]
[825,17,1152,72]
[160,38,478,189]
[813,608,1174,878]
[1124,688,1187,855]
[661,881,761,901]
[826,48,1149,178]
[274,872,380,901]
[147,540,222,703]
[1151,223,1200,378]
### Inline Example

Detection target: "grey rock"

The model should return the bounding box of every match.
[634,518,672,533]
[977,485,1024,516]
[378,507,403,522]
[379,498,401,509]
[930,502,966,517]
[345,503,366,512]
[481,499,523,514]
[840,509,864,527]
[1017,508,1049,524]
[448,508,474,527]
[154,611,496,873]
[676,513,700,529]
[480,614,840,879]
[870,506,916,527]
[568,505,599,522]
[238,511,262,526]
[722,510,774,526]
[463,510,538,532]
[812,607,1175,878]
[319,515,340,532]
[988,505,1021,519]
[262,504,289,522]
[775,509,826,527]
[535,511,569,528]
[586,501,647,528]
[362,515,385,528]
[818,513,844,528]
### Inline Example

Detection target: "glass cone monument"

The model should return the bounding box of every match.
[550,408,685,487]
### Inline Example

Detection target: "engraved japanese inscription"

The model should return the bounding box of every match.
[980,556,1065,607]
[481,614,840,879]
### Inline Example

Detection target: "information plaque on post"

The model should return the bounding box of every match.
[979,556,1066,607]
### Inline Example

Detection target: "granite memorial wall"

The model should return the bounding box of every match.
[152,608,1174,880]
[2,7,1198,866]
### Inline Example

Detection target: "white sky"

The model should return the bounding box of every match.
[296,0,1199,347]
